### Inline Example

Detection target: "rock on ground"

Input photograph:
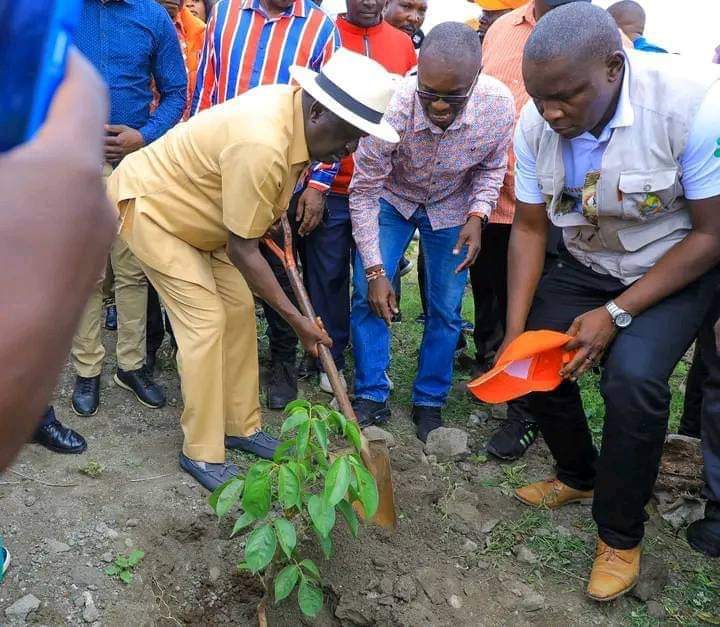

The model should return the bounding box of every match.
[632,555,669,601]
[362,426,396,448]
[334,593,374,626]
[513,545,538,565]
[5,594,41,620]
[424,428,470,462]
[82,591,101,623]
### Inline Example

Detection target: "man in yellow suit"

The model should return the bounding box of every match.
[107,50,399,490]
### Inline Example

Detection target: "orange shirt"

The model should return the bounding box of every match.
[177,7,206,118]
[481,1,536,224]
[151,8,206,118]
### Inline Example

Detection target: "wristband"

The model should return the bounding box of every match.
[468,211,489,226]
[365,268,386,282]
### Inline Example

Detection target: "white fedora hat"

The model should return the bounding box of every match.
[290,48,400,144]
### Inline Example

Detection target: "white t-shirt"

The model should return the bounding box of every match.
[514,73,720,208]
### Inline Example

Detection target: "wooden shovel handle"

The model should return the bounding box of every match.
[262,217,360,427]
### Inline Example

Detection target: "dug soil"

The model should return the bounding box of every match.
[1,329,718,626]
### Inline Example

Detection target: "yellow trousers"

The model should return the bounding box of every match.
[71,235,148,377]
[140,247,261,463]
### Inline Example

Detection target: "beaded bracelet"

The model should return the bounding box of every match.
[366,268,387,282]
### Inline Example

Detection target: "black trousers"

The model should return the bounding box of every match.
[694,291,720,506]
[146,283,175,359]
[261,196,301,365]
[520,253,717,549]
[470,223,511,362]
[680,343,706,437]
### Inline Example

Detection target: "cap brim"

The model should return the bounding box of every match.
[290,65,400,144]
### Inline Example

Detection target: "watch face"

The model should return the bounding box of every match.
[615,312,633,328]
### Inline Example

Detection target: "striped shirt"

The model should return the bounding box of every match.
[191,0,339,114]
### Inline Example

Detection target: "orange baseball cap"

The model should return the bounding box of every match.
[468,330,577,404]
[468,0,528,10]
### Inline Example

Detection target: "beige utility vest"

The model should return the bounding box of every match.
[519,51,720,284]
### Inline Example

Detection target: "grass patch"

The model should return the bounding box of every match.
[483,510,550,556]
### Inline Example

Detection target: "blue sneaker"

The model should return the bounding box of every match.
[179,453,239,491]
[0,545,10,584]
[225,431,279,460]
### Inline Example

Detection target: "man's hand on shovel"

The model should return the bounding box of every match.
[293,316,332,358]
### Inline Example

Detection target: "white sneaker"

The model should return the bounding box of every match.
[320,372,347,394]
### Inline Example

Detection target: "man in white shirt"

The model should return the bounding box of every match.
[505,4,720,601]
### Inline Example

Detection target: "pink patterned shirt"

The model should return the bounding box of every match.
[349,74,515,269]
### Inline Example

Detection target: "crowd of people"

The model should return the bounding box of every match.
[3,0,720,602]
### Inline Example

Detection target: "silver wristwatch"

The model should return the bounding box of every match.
[605,300,633,329]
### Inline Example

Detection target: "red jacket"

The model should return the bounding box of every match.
[310,16,417,196]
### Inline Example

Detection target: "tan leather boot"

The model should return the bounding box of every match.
[514,477,593,509]
[587,539,641,601]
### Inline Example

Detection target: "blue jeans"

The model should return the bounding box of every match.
[351,199,468,407]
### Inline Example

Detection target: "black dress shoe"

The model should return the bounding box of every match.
[114,368,166,408]
[352,398,391,429]
[687,502,720,557]
[412,405,442,443]
[266,361,298,410]
[33,408,87,454]
[72,375,101,417]
[104,304,117,331]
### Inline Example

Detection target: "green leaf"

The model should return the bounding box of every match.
[127,550,145,567]
[308,494,335,538]
[316,528,333,559]
[274,518,297,559]
[245,524,277,574]
[298,577,324,617]
[345,421,362,452]
[209,477,236,513]
[337,499,360,537]
[324,457,351,506]
[295,420,311,459]
[287,460,306,483]
[274,564,300,604]
[105,565,121,576]
[284,400,311,415]
[119,570,133,584]
[242,463,273,518]
[115,557,129,568]
[329,410,347,435]
[312,419,329,457]
[312,405,330,420]
[281,409,310,435]
[353,463,379,519]
[278,465,301,510]
[231,511,256,537]
[215,479,244,517]
[273,439,295,462]
[299,559,320,580]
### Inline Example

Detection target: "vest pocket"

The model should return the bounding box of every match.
[618,168,679,219]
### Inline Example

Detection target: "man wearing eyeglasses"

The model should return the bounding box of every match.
[349,22,514,440]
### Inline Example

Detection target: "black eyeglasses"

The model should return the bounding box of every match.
[416,70,481,105]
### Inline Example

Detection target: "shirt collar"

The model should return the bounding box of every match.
[512,1,536,27]
[544,54,634,140]
[290,87,310,165]
[242,0,306,19]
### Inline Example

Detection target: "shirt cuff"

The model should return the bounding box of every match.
[306,180,330,193]
[360,245,383,270]
[468,201,493,218]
